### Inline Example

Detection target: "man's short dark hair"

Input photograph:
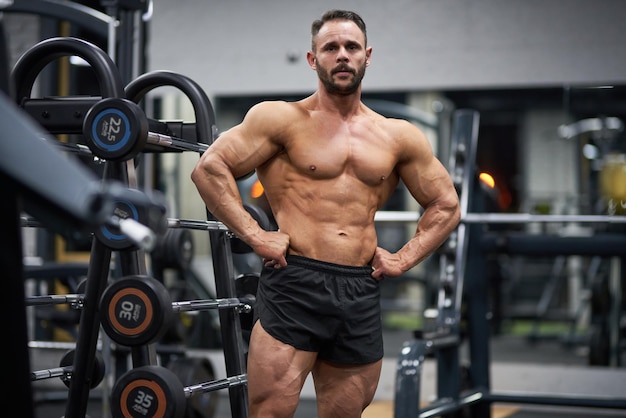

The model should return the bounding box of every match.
[311,10,367,51]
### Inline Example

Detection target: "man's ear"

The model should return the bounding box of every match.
[306,51,317,69]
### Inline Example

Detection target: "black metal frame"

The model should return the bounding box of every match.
[0,68,163,418]
[394,109,626,418]
[10,34,250,418]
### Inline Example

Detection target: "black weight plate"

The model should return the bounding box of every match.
[100,275,173,346]
[59,349,106,389]
[151,228,194,270]
[111,365,186,418]
[83,97,148,161]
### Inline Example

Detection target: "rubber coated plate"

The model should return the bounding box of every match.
[111,365,186,418]
[100,275,172,346]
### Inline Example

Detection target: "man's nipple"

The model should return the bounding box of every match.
[309,165,316,171]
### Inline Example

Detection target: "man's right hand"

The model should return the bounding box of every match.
[253,230,290,268]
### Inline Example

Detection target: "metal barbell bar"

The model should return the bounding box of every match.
[184,373,247,398]
[167,218,230,231]
[146,131,209,154]
[31,366,72,382]
[23,215,228,231]
[462,213,626,224]
[374,210,626,224]
[26,292,251,317]
[25,294,83,307]
[27,210,626,230]
[171,297,253,314]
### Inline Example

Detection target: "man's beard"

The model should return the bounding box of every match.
[316,62,366,96]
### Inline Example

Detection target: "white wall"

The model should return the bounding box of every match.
[147,0,626,97]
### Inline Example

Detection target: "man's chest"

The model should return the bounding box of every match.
[283,132,397,186]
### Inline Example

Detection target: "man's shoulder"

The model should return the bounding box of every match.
[242,100,309,139]
[249,100,307,118]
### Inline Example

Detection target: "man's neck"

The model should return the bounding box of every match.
[314,86,362,119]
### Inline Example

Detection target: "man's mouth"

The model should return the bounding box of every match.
[333,67,353,76]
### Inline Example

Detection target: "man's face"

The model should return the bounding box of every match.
[310,20,371,96]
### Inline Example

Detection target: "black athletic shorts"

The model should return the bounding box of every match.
[254,254,383,364]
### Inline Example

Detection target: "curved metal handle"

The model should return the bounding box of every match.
[124,70,218,144]
[10,36,124,102]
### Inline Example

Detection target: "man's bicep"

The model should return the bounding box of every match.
[211,115,281,178]
[399,136,454,209]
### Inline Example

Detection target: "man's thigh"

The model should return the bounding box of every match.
[247,321,317,401]
[312,359,383,418]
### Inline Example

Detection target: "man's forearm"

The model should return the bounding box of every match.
[193,169,262,245]
[398,204,460,270]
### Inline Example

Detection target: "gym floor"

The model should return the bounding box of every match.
[33,328,626,418]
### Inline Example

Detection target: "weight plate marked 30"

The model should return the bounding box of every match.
[107,286,153,336]
[101,275,172,346]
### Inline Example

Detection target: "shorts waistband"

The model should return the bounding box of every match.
[286,255,373,277]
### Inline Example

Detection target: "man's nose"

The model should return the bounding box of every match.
[336,47,349,61]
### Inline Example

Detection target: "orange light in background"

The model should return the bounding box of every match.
[250,179,265,199]
[479,172,495,188]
